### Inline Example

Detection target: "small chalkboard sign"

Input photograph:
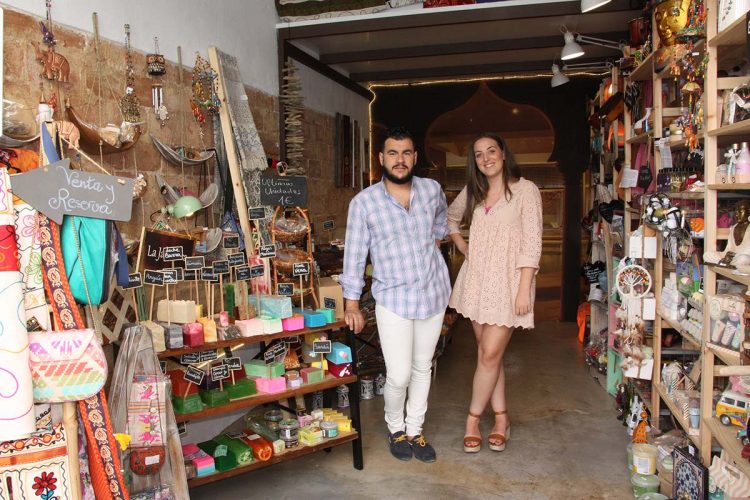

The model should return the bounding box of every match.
[235,266,251,281]
[163,246,184,261]
[225,431,246,440]
[185,256,205,270]
[223,233,240,249]
[224,357,242,370]
[201,267,217,282]
[250,265,264,278]
[180,352,200,364]
[162,269,178,285]
[177,422,187,436]
[293,262,310,276]
[213,260,230,275]
[260,175,308,207]
[324,297,337,310]
[123,272,143,289]
[263,349,275,363]
[210,364,230,382]
[159,361,167,374]
[248,207,266,220]
[174,267,184,281]
[183,366,205,385]
[144,270,165,286]
[322,219,335,231]
[228,253,246,267]
[312,340,332,354]
[259,244,276,258]
[277,283,294,296]
[273,342,287,356]
[284,336,300,345]
[199,349,218,362]
[184,269,198,281]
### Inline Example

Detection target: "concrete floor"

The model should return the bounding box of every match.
[191,320,633,500]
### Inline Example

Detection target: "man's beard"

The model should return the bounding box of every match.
[383,166,414,185]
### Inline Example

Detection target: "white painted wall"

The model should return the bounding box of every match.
[0,0,280,95]
[296,63,369,125]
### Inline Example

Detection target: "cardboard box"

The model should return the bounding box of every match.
[318,277,344,319]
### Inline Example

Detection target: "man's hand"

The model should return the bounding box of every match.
[345,300,364,334]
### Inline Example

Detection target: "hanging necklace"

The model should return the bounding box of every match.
[119,24,141,123]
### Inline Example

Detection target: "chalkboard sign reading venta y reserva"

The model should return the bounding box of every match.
[260,175,308,207]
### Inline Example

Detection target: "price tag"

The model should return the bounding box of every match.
[159,361,167,374]
[123,272,143,289]
[184,269,198,281]
[199,349,218,362]
[293,262,310,276]
[284,336,300,345]
[223,233,240,249]
[144,270,165,286]
[225,431,246,440]
[322,219,335,231]
[177,422,187,436]
[263,349,275,363]
[224,357,242,370]
[235,266,251,281]
[210,364,230,381]
[250,265,264,278]
[162,269,178,285]
[228,253,246,267]
[273,342,287,357]
[174,267,184,281]
[277,283,294,296]
[213,260,230,275]
[201,267,217,282]
[214,444,228,457]
[312,340,332,354]
[183,366,205,385]
[259,244,276,258]
[163,246,184,261]
[180,352,200,364]
[324,297,336,310]
[185,256,205,271]
[248,207,266,220]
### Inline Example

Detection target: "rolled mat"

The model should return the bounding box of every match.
[197,440,238,472]
[240,432,273,461]
[214,434,254,465]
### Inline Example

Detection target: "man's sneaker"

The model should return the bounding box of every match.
[388,431,412,461]
[409,434,437,463]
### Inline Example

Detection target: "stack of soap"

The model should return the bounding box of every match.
[199,388,229,407]
[250,294,293,319]
[323,411,352,432]
[235,318,264,337]
[197,440,237,472]
[255,377,286,394]
[157,299,197,323]
[316,308,336,324]
[182,443,215,477]
[182,322,204,347]
[198,317,218,343]
[298,309,326,328]
[300,367,324,384]
[226,378,256,400]
[299,425,324,446]
[244,360,270,378]
[269,361,285,378]
[326,341,352,377]
[158,322,183,349]
[168,370,199,396]
[172,394,203,414]
[259,315,282,334]
[281,314,305,331]
[214,434,254,466]
[140,321,165,352]
[218,324,242,340]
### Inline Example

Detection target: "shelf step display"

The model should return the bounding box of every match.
[704,417,750,479]
[708,264,750,288]
[629,51,655,81]
[187,431,359,488]
[654,383,700,447]
[706,343,742,366]
[709,15,747,47]
[658,310,701,349]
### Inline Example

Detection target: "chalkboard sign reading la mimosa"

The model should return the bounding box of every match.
[140,229,195,271]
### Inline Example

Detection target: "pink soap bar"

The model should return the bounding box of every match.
[255,376,286,394]
[182,443,200,456]
[198,317,218,343]
[236,318,264,337]
[297,414,313,427]
[182,322,204,347]
[282,314,305,332]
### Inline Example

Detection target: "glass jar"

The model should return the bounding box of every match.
[279,419,300,448]
[320,420,339,439]
[264,409,283,432]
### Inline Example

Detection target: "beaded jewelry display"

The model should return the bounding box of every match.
[119,24,141,123]
[190,53,221,124]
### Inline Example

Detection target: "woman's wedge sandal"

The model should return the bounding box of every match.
[488,410,510,452]
[463,412,482,453]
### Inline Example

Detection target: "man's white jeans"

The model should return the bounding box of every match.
[375,305,444,436]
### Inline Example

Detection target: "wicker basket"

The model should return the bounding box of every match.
[290,287,314,305]
[270,206,310,244]
[272,248,312,276]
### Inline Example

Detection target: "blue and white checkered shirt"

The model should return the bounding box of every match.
[340,176,451,320]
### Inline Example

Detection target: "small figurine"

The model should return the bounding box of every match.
[627,395,642,436]
[32,41,69,83]
[615,383,629,421]
[632,403,651,444]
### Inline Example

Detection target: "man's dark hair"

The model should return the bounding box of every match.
[380,126,414,151]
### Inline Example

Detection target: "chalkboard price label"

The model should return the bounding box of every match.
[324,297,337,310]
[162,269,178,285]
[199,349,218,362]
[260,175,308,207]
[223,233,240,249]
[235,266,251,281]
[273,342,287,356]
[250,265,264,278]
[259,244,276,258]
[210,364,230,381]
[177,422,187,436]
[183,366,205,385]
[322,220,335,231]
[185,256,205,270]
[123,272,143,289]
[159,361,167,374]
[213,260,230,275]
[224,357,242,371]
[174,267,184,281]
[312,340,332,354]
[228,253,246,267]
[293,262,310,276]
[184,269,198,281]
[248,207,266,220]
[263,349,275,363]
[201,267,217,282]
[277,283,294,296]
[144,270,164,286]
[180,352,200,364]
[163,246,184,261]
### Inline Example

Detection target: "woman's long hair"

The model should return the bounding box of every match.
[463,133,521,226]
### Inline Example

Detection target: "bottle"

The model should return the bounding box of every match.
[737,142,750,183]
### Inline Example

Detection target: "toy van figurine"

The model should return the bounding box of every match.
[716,389,750,427]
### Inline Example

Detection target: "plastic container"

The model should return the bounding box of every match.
[627,443,634,471]
[632,444,658,475]
[264,409,283,432]
[321,420,338,438]
[279,419,300,448]
[631,473,659,498]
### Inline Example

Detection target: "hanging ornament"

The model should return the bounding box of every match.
[151,84,169,126]
[146,37,166,76]
[281,58,305,175]
[119,24,141,123]
[190,53,221,124]
[33,1,69,83]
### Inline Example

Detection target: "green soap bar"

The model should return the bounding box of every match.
[199,389,230,407]
[226,378,257,400]
[215,434,254,465]
[316,308,336,323]
[244,360,270,378]
[172,394,203,414]
[197,440,238,472]
[269,361,285,378]
[304,368,325,384]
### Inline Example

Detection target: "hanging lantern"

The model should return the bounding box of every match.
[147,37,166,76]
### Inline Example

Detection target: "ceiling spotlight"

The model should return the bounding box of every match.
[551,64,570,87]
[581,0,612,13]
[561,29,584,60]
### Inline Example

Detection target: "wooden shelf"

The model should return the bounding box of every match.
[708,264,750,288]
[707,183,750,190]
[667,191,704,200]
[658,310,701,349]
[709,15,747,47]
[707,119,750,146]
[626,131,653,144]
[707,342,742,366]
[158,321,347,360]
[704,417,750,479]
[187,430,359,488]
[655,383,700,446]
[629,51,655,81]
[175,374,358,423]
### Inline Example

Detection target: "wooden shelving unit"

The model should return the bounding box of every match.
[657,310,701,350]
[654,383,700,447]
[704,417,750,479]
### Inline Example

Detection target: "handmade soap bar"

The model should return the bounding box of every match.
[299,425,323,446]
[182,443,215,477]
[260,315,282,334]
[239,433,273,461]
[249,294,293,319]
[244,360,270,379]
[172,394,203,414]
[141,321,165,352]
[255,376,286,394]
[165,326,184,349]
[157,299,197,323]
[226,378,256,400]
[310,359,328,372]
[281,314,305,331]
[199,389,229,407]
[168,370,199,397]
[218,324,242,340]
[269,361,285,378]
[328,361,353,378]
[197,440,237,472]
[297,413,313,427]
[158,322,183,349]
[272,439,285,455]
[236,318,264,337]
[214,434,254,465]
[198,317,218,343]
[316,308,336,324]
[182,322,204,347]
[326,342,352,365]
[301,309,326,328]
[300,367,324,384]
